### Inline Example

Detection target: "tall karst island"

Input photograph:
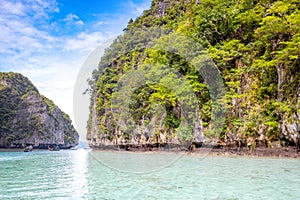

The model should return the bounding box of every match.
[0,72,79,149]
[87,0,300,151]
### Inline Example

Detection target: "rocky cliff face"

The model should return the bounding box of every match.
[87,0,300,150]
[0,72,79,148]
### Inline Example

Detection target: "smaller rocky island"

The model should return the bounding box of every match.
[0,72,79,149]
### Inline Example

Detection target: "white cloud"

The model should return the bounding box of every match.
[76,20,84,25]
[0,0,58,58]
[0,0,25,15]
[63,13,84,25]
[94,20,107,27]
[63,13,79,21]
[28,0,59,18]
[64,32,106,52]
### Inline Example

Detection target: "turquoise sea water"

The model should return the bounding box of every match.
[0,149,299,200]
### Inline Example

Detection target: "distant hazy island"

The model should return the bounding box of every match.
[0,72,79,149]
[86,0,300,157]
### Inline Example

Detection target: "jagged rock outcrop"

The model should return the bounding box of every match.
[87,0,300,151]
[0,72,79,148]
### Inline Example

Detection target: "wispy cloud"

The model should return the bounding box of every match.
[0,0,25,15]
[94,20,108,27]
[0,0,58,59]
[63,13,84,25]
[64,32,106,52]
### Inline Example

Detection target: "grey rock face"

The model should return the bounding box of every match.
[0,72,79,148]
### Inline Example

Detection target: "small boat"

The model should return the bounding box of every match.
[70,147,78,150]
[48,146,60,151]
[24,145,33,152]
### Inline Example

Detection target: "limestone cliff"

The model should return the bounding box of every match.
[87,0,300,150]
[0,72,79,148]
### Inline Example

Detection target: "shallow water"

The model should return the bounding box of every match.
[0,149,299,199]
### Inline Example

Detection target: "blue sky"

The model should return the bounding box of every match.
[0,0,151,132]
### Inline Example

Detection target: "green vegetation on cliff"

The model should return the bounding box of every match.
[87,0,300,149]
[0,72,79,148]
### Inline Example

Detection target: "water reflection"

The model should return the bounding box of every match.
[0,150,90,200]
[68,149,89,199]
